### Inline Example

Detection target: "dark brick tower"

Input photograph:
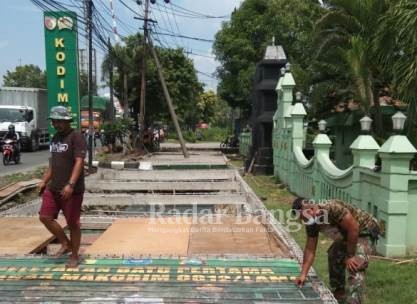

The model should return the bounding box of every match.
[247,44,287,175]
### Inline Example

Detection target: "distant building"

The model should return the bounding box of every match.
[247,43,287,175]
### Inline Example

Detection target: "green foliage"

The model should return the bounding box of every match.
[2,64,46,88]
[314,0,390,115]
[102,117,134,148]
[213,0,324,111]
[197,91,218,124]
[0,166,46,188]
[374,1,417,141]
[102,34,203,128]
[197,128,229,142]
[197,91,232,128]
[182,130,196,143]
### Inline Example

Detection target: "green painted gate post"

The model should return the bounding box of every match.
[350,135,380,209]
[377,135,416,256]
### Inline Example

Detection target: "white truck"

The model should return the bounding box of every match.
[0,87,49,151]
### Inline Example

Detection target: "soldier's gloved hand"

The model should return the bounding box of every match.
[295,275,306,288]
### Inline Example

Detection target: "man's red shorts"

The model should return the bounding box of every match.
[39,189,84,228]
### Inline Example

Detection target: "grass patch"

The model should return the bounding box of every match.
[241,167,417,304]
[0,167,46,189]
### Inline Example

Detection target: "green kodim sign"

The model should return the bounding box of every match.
[44,11,80,134]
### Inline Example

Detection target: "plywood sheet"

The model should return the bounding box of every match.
[188,215,289,257]
[0,179,41,202]
[0,217,66,255]
[85,216,289,258]
[85,218,191,256]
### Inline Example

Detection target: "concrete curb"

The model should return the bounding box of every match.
[89,161,229,170]
[91,161,141,170]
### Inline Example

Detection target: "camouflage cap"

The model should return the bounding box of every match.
[48,106,73,121]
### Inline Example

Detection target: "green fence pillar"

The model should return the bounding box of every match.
[350,135,380,208]
[312,134,332,200]
[279,68,295,184]
[290,102,307,193]
[378,135,416,256]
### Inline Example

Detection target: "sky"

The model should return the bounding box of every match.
[0,0,242,93]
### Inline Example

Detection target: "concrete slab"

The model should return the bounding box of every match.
[160,142,221,151]
[144,151,227,167]
[86,180,240,193]
[82,193,246,206]
[95,169,236,182]
[0,217,66,255]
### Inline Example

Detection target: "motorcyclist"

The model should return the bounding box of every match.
[2,124,20,156]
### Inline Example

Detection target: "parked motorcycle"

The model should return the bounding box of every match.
[1,139,20,166]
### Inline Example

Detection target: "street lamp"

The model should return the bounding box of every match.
[392,111,407,133]
[296,91,303,102]
[360,116,372,134]
[318,120,327,133]
[285,62,291,72]
[281,67,286,76]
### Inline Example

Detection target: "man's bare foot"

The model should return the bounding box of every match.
[66,256,79,268]
[53,243,72,257]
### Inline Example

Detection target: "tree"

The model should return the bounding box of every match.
[213,0,323,112]
[197,91,218,124]
[102,36,142,118]
[3,64,46,88]
[102,34,203,128]
[374,0,417,140]
[316,0,389,108]
[196,90,231,127]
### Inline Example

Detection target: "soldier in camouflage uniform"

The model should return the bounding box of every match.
[292,198,381,304]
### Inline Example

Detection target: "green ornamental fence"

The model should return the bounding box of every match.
[239,132,252,157]
[272,66,417,257]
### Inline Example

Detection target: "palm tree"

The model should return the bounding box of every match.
[374,0,417,141]
[315,0,390,134]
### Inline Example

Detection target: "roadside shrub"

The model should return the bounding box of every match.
[199,127,229,141]
[183,130,196,143]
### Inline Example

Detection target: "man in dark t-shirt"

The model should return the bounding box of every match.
[38,106,86,268]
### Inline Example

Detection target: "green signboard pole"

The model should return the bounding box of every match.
[44,11,80,136]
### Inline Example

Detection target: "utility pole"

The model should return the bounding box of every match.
[86,0,94,172]
[108,37,115,121]
[139,0,150,148]
[148,38,189,158]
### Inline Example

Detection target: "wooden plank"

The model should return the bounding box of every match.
[0,179,42,205]
[188,215,289,257]
[0,217,66,255]
[85,218,191,257]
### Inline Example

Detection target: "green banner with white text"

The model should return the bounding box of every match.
[44,11,80,135]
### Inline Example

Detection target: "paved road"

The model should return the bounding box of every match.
[0,148,50,177]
